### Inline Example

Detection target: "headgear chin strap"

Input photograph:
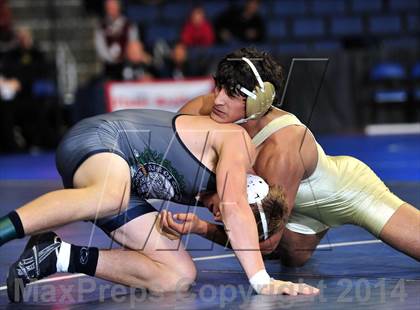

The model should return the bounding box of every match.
[235,57,276,124]
[247,174,269,240]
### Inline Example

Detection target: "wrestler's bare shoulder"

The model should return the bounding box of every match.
[263,109,311,147]
[256,109,318,175]
[177,114,247,133]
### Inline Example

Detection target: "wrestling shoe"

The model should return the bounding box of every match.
[7,231,61,303]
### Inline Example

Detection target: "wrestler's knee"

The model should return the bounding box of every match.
[152,264,197,292]
[171,261,197,292]
[278,229,327,267]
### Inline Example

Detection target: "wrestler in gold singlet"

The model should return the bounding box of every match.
[252,113,405,237]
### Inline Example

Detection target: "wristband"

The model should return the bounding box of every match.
[249,269,271,293]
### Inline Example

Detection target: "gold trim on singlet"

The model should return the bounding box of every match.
[252,114,303,147]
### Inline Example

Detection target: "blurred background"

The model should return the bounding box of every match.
[0,0,419,154]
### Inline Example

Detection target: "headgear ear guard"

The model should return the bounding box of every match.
[236,57,276,124]
[247,174,270,240]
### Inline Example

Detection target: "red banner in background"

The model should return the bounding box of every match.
[105,78,214,112]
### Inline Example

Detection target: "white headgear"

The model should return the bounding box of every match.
[247,174,269,240]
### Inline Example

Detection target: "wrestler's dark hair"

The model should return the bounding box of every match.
[249,185,288,241]
[214,47,285,107]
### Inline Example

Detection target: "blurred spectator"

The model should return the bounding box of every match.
[0,26,52,152]
[159,42,195,79]
[120,40,155,81]
[94,0,139,80]
[4,27,47,78]
[180,6,215,47]
[0,74,21,152]
[0,0,17,55]
[215,0,266,44]
[2,26,48,105]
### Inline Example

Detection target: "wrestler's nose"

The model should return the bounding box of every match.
[214,89,227,106]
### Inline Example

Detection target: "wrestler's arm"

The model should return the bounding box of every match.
[163,126,308,253]
[161,209,233,247]
[211,128,321,295]
[178,93,215,115]
[159,190,237,248]
[213,126,266,281]
[195,191,232,247]
[200,221,232,248]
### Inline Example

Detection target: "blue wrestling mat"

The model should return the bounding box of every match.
[0,134,419,309]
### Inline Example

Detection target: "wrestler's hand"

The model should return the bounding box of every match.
[202,196,223,222]
[197,192,224,222]
[259,279,319,295]
[161,211,208,235]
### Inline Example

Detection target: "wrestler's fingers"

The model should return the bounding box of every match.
[166,212,189,234]
[158,210,165,228]
[297,283,319,295]
[173,213,194,222]
[155,211,180,240]
[259,280,319,296]
[160,210,171,230]
[214,212,222,222]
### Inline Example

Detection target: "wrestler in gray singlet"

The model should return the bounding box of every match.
[56,109,216,234]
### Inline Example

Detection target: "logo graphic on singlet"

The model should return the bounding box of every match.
[131,148,186,200]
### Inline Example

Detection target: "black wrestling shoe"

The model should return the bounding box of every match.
[7,232,61,303]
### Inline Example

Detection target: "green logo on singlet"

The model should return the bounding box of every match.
[130,148,186,201]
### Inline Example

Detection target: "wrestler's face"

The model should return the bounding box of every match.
[211,87,246,123]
